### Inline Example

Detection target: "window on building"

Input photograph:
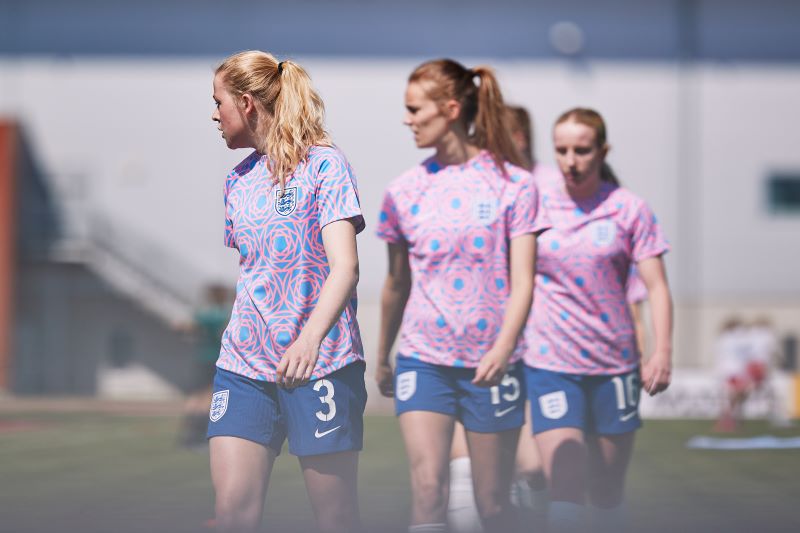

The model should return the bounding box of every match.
[767,174,800,214]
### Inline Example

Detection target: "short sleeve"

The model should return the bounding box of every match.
[223,175,237,249]
[626,266,648,304]
[376,189,405,243]
[315,151,365,234]
[508,179,550,239]
[630,200,670,262]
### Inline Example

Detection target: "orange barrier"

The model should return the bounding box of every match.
[0,122,17,391]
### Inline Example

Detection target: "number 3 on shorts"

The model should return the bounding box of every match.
[314,379,337,421]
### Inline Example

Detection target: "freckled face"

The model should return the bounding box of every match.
[403,81,452,149]
[212,73,253,150]
[553,120,607,193]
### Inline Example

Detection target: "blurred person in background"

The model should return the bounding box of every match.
[375,59,549,533]
[447,106,656,533]
[713,317,751,432]
[714,316,783,431]
[748,316,790,426]
[208,50,366,533]
[447,105,550,533]
[523,108,673,533]
[177,283,233,449]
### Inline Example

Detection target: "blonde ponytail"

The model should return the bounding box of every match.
[216,51,331,190]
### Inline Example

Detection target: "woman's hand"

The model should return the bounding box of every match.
[375,360,395,397]
[472,347,511,387]
[641,350,672,396]
[276,334,320,388]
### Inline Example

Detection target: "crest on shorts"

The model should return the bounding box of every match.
[539,391,568,419]
[275,187,298,216]
[396,371,417,402]
[209,390,230,422]
[473,198,499,225]
[590,220,616,247]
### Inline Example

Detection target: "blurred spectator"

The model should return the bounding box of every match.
[713,316,783,432]
[714,317,750,432]
[177,283,232,448]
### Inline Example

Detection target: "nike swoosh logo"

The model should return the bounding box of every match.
[314,425,342,439]
[494,406,516,417]
[620,411,637,422]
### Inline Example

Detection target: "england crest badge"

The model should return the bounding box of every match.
[472,197,499,225]
[590,220,616,247]
[396,371,417,402]
[209,390,230,422]
[275,187,298,216]
[539,390,568,420]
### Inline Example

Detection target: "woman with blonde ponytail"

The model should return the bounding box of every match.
[375,58,549,533]
[208,50,366,533]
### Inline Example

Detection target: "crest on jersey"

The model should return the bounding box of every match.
[539,391,568,419]
[209,390,230,422]
[396,371,417,402]
[472,198,499,225]
[590,220,616,247]
[275,187,298,216]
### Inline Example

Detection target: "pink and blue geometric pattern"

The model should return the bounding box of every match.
[524,174,669,376]
[377,150,549,368]
[217,146,365,382]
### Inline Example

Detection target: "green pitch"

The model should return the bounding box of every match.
[0,410,798,532]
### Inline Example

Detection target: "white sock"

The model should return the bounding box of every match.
[409,524,448,533]
[447,457,483,533]
[592,504,626,533]
[548,501,586,533]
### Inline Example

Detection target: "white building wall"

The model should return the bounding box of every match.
[2,57,799,375]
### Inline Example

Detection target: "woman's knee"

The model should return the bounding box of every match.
[411,474,449,514]
[473,485,505,519]
[214,494,262,532]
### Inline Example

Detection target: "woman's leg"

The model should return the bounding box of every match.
[301,450,361,533]
[514,402,547,492]
[210,436,276,533]
[399,411,456,527]
[586,432,635,508]
[586,432,636,532]
[512,404,548,523]
[448,422,482,533]
[465,427,520,533]
[534,428,588,533]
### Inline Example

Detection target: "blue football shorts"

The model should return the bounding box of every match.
[207,361,367,456]
[394,355,525,433]
[525,365,642,435]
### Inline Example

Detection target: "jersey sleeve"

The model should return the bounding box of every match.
[315,150,365,234]
[508,177,550,239]
[375,188,405,244]
[626,266,648,304]
[223,174,237,249]
[630,200,670,262]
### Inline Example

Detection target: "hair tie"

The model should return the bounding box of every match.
[277,61,284,74]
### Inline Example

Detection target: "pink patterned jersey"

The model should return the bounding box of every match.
[626,266,648,304]
[217,146,366,381]
[377,150,549,368]
[532,165,649,307]
[524,178,669,375]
